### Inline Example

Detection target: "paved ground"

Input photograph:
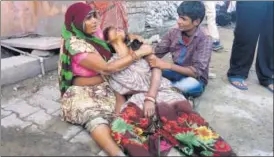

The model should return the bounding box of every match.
[1,27,273,156]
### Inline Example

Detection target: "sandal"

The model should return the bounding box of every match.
[266,84,274,93]
[228,77,248,90]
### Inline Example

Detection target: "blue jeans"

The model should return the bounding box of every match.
[162,70,205,98]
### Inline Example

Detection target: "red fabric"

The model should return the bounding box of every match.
[92,1,109,13]
[65,2,92,32]
[89,1,128,31]
[111,101,237,156]
[182,36,190,45]
[72,53,99,77]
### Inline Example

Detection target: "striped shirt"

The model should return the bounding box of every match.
[154,27,213,85]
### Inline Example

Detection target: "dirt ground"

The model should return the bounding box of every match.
[1,27,273,156]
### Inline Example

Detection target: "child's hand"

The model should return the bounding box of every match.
[144,101,155,117]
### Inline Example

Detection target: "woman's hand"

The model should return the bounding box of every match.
[144,101,155,118]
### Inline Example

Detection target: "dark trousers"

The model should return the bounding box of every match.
[227,2,274,86]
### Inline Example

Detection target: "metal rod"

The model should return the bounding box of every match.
[1,43,46,76]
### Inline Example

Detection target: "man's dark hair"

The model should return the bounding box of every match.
[177,1,205,24]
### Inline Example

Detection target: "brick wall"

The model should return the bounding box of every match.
[126,1,147,33]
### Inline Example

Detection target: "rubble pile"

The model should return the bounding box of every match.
[145,1,180,28]
[145,1,236,28]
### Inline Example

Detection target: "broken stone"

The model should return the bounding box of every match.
[148,34,160,43]
[13,87,18,91]
[13,84,25,91]
[209,72,217,79]
[31,85,40,93]
[31,50,53,57]
[145,1,180,28]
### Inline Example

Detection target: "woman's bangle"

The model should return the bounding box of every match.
[144,96,156,104]
[145,93,156,99]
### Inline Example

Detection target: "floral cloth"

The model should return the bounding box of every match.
[111,102,236,157]
[61,83,116,132]
[107,55,236,156]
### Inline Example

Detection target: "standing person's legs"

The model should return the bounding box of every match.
[163,70,204,98]
[227,2,266,90]
[256,2,274,92]
[204,1,223,51]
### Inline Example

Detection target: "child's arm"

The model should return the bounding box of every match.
[114,91,126,114]
[143,54,162,117]
[145,54,162,99]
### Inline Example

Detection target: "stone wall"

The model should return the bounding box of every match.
[126,1,147,33]
[126,1,180,33]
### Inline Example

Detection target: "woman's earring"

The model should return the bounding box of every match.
[83,22,86,32]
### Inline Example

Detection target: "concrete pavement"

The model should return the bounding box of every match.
[1,83,102,156]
